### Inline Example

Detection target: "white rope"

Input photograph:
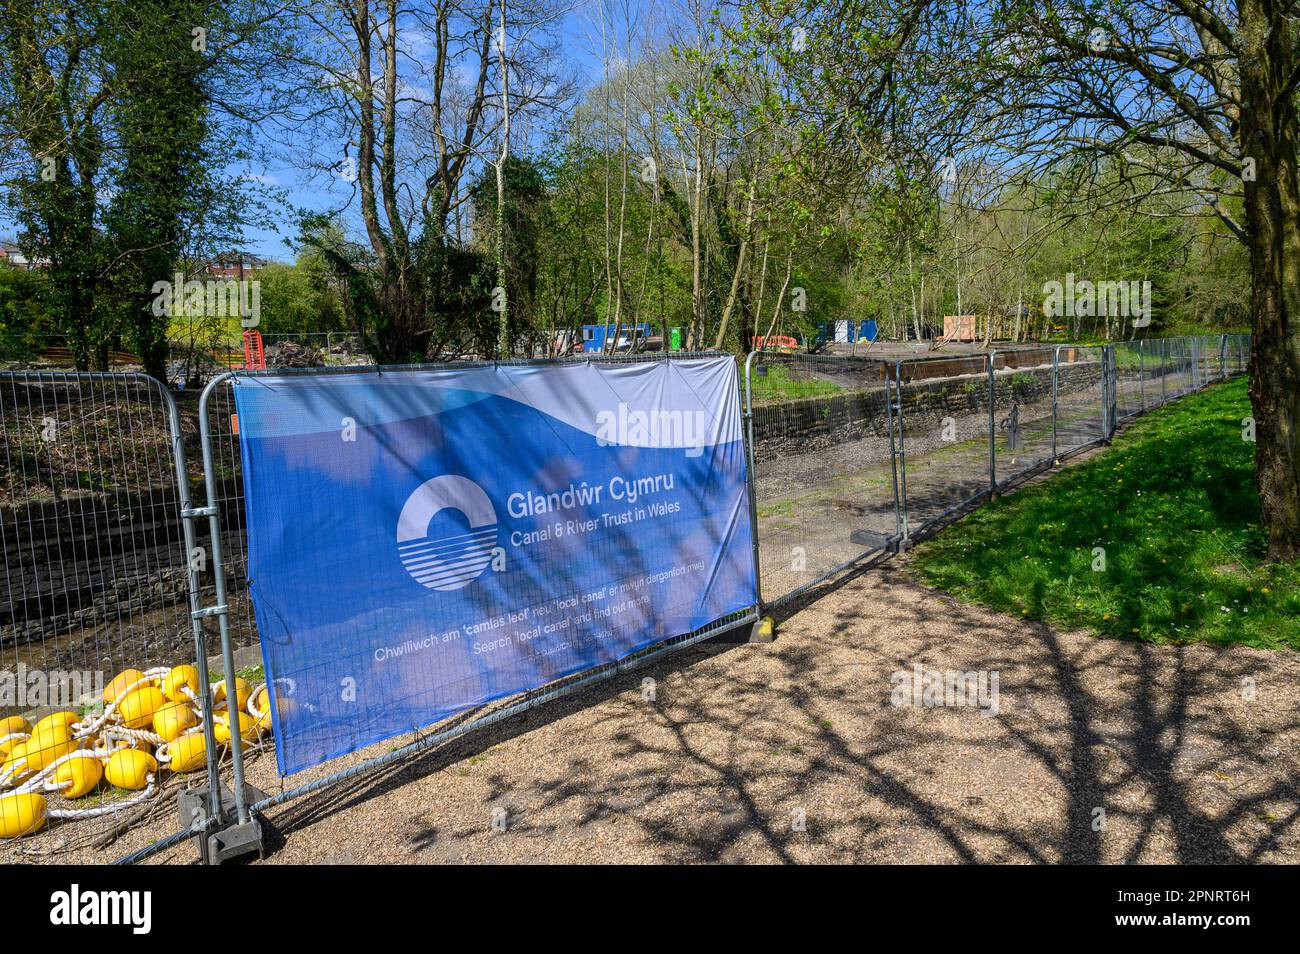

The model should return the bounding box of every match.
[247,687,267,722]
[100,726,166,747]
[46,777,158,819]
[0,757,32,787]
[73,668,168,740]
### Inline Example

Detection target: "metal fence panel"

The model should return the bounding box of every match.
[1113,341,1145,422]
[1231,333,1249,375]
[990,348,1059,487]
[1053,345,1109,457]
[745,352,898,605]
[1176,337,1196,397]
[894,353,994,533]
[0,372,216,859]
[1204,335,1223,385]
[196,352,761,834]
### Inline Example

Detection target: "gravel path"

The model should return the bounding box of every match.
[89,555,1295,865]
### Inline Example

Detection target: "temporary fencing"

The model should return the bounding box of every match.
[745,335,1250,606]
[0,334,1249,861]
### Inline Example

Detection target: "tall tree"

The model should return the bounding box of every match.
[102,0,212,379]
[280,0,570,362]
[0,0,110,369]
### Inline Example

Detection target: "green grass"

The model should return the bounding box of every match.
[749,364,843,403]
[208,663,264,684]
[912,376,1300,650]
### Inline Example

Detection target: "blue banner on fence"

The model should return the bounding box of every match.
[232,357,756,774]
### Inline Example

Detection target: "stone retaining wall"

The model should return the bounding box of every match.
[1,478,246,644]
[753,360,1104,457]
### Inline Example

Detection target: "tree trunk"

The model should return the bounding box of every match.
[494,0,510,358]
[1238,0,1300,560]
[715,172,757,350]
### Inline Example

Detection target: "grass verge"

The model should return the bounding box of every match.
[911,376,1300,650]
[748,364,843,403]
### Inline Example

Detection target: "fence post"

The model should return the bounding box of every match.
[1161,339,1167,403]
[883,368,903,543]
[159,383,225,838]
[1108,345,1119,437]
[196,372,263,861]
[987,351,997,495]
[1138,339,1146,410]
[1051,346,1060,462]
[742,352,764,610]
[895,359,911,543]
[1099,347,1110,439]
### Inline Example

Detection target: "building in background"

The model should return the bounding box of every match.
[0,240,41,270]
[200,252,267,280]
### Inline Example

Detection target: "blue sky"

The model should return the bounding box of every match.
[237,3,612,263]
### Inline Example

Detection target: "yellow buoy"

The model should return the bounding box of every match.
[31,710,79,738]
[0,792,46,838]
[12,723,78,773]
[248,686,275,734]
[104,749,156,790]
[53,754,103,798]
[0,715,32,738]
[118,686,167,730]
[0,716,29,759]
[153,701,198,742]
[162,664,200,702]
[213,677,251,712]
[248,684,268,713]
[104,668,146,705]
[214,710,258,745]
[166,733,208,773]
